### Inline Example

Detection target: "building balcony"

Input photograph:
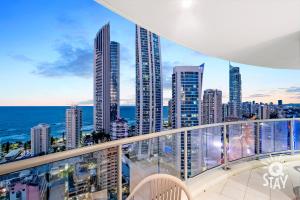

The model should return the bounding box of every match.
[0,118,299,200]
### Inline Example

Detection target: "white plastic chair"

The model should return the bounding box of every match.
[126,174,192,200]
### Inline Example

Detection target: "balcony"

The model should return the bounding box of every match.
[0,118,299,200]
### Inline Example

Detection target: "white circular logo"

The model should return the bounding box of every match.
[268,161,284,177]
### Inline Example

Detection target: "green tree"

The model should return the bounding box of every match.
[51,136,55,145]
[4,142,10,153]
[24,140,31,150]
[91,129,111,144]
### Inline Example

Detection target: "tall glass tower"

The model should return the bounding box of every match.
[110,41,120,121]
[229,63,242,119]
[94,24,119,195]
[135,25,162,135]
[136,25,162,158]
[94,23,111,133]
[171,64,204,178]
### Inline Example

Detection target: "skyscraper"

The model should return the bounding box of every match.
[93,24,119,195]
[229,63,242,119]
[135,25,162,157]
[94,23,111,133]
[66,106,82,150]
[171,65,204,178]
[93,148,118,193]
[31,123,50,156]
[110,41,120,122]
[202,89,222,124]
[136,25,162,134]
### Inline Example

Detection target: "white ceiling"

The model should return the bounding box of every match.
[95,0,300,69]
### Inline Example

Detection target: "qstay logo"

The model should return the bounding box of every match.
[261,155,288,190]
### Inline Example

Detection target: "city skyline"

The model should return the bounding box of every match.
[1,0,300,106]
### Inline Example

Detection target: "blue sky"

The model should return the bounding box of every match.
[1,0,300,106]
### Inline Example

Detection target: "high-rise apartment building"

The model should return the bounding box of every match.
[94,23,111,133]
[135,25,162,135]
[66,106,82,150]
[93,24,120,195]
[202,89,222,124]
[258,104,270,119]
[135,25,162,157]
[111,118,129,140]
[172,65,204,128]
[110,41,120,122]
[171,65,204,178]
[93,147,118,193]
[31,123,50,156]
[229,63,242,119]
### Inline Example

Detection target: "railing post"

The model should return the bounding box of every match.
[117,145,122,200]
[184,130,188,181]
[290,119,295,155]
[223,125,228,170]
[256,122,260,158]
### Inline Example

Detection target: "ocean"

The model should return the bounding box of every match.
[0,106,169,143]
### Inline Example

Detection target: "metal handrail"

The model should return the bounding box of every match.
[0,118,298,200]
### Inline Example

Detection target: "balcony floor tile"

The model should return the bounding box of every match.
[187,154,300,200]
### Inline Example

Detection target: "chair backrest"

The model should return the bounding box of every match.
[126,174,192,200]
